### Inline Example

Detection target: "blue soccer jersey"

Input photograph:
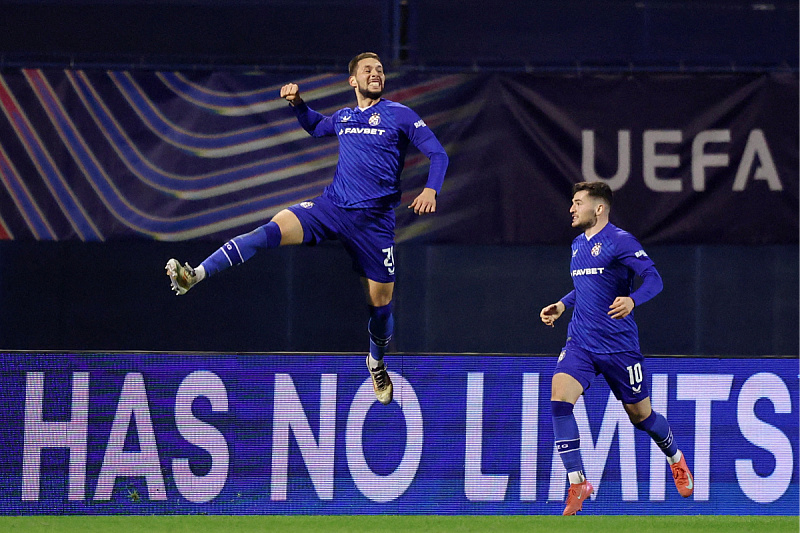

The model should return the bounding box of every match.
[292,99,448,208]
[560,223,663,353]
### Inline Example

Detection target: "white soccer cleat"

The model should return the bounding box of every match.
[165,258,198,295]
[366,356,393,405]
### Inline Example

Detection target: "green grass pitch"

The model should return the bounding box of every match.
[0,515,796,533]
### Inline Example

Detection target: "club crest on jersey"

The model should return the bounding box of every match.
[300,201,314,209]
[591,242,603,256]
[369,113,381,126]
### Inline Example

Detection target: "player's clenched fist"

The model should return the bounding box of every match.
[280,83,302,106]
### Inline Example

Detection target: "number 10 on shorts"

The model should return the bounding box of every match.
[626,363,643,385]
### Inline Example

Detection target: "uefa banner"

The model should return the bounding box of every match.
[0,69,796,245]
[0,352,796,516]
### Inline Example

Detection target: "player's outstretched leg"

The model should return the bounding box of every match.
[563,480,594,515]
[670,450,694,497]
[165,221,283,296]
[165,259,199,295]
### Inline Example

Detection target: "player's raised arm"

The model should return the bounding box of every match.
[282,83,335,137]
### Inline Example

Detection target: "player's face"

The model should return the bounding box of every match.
[351,58,385,99]
[570,190,602,230]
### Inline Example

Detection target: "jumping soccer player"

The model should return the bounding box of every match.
[166,52,448,405]
[540,181,693,515]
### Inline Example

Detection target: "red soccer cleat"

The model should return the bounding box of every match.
[671,452,694,497]
[563,480,594,515]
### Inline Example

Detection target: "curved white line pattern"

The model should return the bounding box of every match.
[111,73,320,159]
[67,70,341,199]
[0,72,102,241]
[0,68,474,241]
[0,141,52,239]
[158,71,349,116]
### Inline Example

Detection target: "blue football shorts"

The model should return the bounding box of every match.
[288,195,396,283]
[554,341,650,405]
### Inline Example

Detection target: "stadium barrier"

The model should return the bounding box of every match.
[2,351,796,515]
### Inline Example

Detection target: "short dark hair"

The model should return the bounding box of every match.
[572,181,613,207]
[348,52,382,76]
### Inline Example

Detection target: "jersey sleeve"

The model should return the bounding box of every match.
[616,234,663,306]
[291,101,336,137]
[629,265,663,307]
[560,290,576,309]
[396,105,448,194]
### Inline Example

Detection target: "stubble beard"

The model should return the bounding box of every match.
[574,214,597,232]
[358,84,383,100]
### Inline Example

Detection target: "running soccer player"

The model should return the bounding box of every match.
[540,181,693,515]
[166,52,448,405]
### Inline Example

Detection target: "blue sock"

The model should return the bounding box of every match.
[201,221,282,278]
[552,400,584,479]
[367,302,393,366]
[635,410,678,458]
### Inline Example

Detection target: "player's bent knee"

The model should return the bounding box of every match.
[625,408,651,425]
[365,280,394,307]
[370,294,393,307]
[272,210,304,245]
[623,400,652,425]
[551,372,584,403]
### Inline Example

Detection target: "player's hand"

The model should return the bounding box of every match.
[280,83,303,106]
[540,302,565,327]
[608,296,635,319]
[409,187,437,215]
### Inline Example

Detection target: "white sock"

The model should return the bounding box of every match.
[368,355,383,369]
[195,265,206,281]
[667,449,682,465]
[568,471,586,484]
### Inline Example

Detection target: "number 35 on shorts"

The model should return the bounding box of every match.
[382,246,395,275]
